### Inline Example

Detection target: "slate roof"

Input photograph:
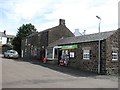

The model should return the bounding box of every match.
[0,32,6,37]
[48,30,117,47]
[6,35,15,38]
[26,24,74,38]
[0,32,14,38]
[26,26,62,38]
[27,32,38,38]
[37,24,74,35]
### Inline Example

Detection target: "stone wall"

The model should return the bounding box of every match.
[100,40,106,74]
[118,29,120,75]
[48,25,74,44]
[68,41,100,73]
[68,30,118,75]
[21,22,74,60]
[105,31,118,75]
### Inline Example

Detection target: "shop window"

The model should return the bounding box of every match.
[47,48,53,58]
[25,39,27,45]
[34,47,37,56]
[25,48,27,56]
[30,45,33,55]
[112,50,118,61]
[25,48,27,53]
[70,52,75,58]
[83,50,90,60]
[54,48,58,58]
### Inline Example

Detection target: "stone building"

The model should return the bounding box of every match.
[21,19,74,60]
[48,30,119,75]
[118,29,120,75]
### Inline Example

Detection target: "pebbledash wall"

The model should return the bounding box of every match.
[48,30,119,75]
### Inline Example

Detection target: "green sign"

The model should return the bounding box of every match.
[61,45,77,49]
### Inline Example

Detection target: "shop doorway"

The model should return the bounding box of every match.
[40,49,45,62]
[58,49,62,65]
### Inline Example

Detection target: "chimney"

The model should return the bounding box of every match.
[83,30,86,35]
[59,19,65,25]
[4,30,6,35]
[74,29,82,36]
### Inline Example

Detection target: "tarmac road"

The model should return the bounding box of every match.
[1,56,118,88]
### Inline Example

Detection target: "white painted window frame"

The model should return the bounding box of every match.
[112,50,118,61]
[83,50,90,60]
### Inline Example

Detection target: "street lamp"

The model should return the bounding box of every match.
[96,15,101,74]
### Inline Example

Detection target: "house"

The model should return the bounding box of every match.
[0,31,7,46]
[21,19,75,60]
[0,31,15,54]
[47,30,119,75]
[73,29,83,36]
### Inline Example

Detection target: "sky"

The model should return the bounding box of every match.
[0,0,119,35]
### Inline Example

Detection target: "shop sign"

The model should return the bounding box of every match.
[62,45,77,49]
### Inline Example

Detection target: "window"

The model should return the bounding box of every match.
[34,47,37,56]
[47,48,53,58]
[70,52,74,58]
[25,39,27,45]
[83,50,90,60]
[112,50,118,61]
[25,48,27,56]
[54,48,58,58]
[55,48,58,56]
[25,48,27,53]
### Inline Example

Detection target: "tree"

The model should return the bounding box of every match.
[12,23,37,56]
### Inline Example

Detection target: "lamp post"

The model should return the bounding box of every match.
[96,16,101,74]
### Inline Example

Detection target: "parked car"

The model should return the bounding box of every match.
[4,50,19,59]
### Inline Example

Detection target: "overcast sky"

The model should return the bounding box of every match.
[0,0,119,35]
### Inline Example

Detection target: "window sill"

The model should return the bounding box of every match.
[83,59,90,60]
[111,60,118,62]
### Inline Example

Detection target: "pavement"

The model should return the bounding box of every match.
[9,55,119,80]
[1,54,119,88]
[0,54,2,89]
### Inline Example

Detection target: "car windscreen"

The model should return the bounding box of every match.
[8,50,17,54]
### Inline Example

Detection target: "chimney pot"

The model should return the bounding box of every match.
[59,19,65,25]
[4,30,6,35]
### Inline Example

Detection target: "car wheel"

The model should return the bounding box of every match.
[4,55,6,58]
[8,55,10,58]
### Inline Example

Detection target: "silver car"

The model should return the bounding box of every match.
[4,50,19,59]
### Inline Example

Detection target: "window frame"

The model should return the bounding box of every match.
[83,50,90,60]
[112,50,118,61]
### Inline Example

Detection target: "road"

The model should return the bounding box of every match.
[1,56,118,88]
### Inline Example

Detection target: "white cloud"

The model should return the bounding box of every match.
[44,0,118,34]
[36,20,58,31]
[14,0,46,19]
[0,0,119,35]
